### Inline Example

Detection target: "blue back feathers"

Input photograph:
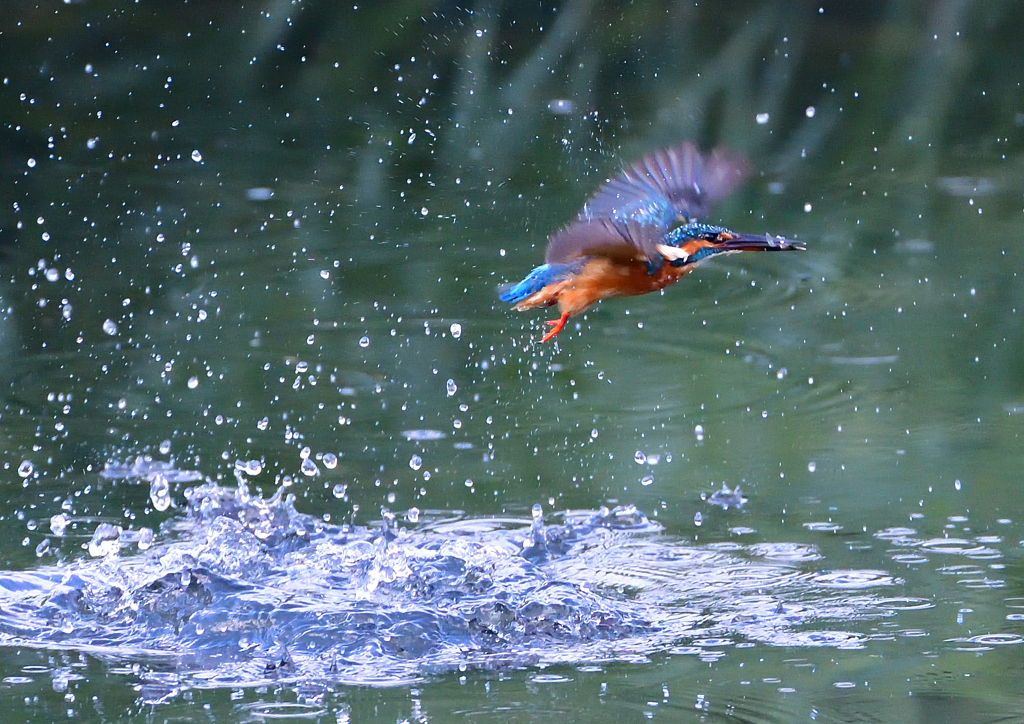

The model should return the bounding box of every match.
[500,261,584,304]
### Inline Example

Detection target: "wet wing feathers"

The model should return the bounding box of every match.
[545,218,657,265]
[545,143,749,265]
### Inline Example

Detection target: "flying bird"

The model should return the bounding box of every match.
[500,142,805,342]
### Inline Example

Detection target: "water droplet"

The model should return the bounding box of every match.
[45,268,59,282]
[693,511,703,527]
[332,483,348,498]
[49,513,69,536]
[190,149,202,162]
[591,429,599,439]
[159,439,171,455]
[808,461,817,473]
[358,336,370,348]
[137,527,154,550]
[641,474,654,487]
[257,417,269,431]
[805,106,816,118]
[306,334,316,345]
[320,269,330,279]
[450,322,462,339]
[401,429,445,441]
[776,367,787,380]
[245,187,274,201]
[102,319,118,335]
[88,523,122,557]
[187,377,199,389]
[406,507,420,523]
[634,451,647,465]
[17,460,33,478]
[323,453,338,469]
[547,99,575,114]
[446,379,457,396]
[300,457,319,476]
[756,112,770,125]
[149,474,171,512]
[531,503,543,522]
[694,424,705,441]
[409,455,422,471]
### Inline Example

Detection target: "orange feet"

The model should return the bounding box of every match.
[540,312,569,342]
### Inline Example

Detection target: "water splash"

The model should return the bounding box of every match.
[0,481,911,696]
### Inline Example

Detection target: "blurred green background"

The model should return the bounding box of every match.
[1,0,1024,721]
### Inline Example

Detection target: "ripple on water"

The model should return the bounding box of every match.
[812,570,900,589]
[238,702,329,719]
[747,542,822,562]
[400,429,446,441]
[778,631,866,648]
[0,481,915,691]
[918,538,1002,559]
[947,633,1024,652]
[874,597,935,611]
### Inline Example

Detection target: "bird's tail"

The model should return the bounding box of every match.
[499,261,583,305]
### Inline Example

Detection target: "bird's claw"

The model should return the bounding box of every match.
[540,313,569,342]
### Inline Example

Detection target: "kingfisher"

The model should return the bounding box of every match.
[500,142,805,342]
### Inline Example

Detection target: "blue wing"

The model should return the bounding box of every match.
[545,143,750,265]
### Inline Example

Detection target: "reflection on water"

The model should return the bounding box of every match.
[1,466,911,700]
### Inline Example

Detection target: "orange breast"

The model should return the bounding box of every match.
[553,258,692,317]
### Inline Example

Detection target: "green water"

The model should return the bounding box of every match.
[2,1,1024,721]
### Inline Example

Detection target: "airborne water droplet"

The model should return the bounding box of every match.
[149,474,171,512]
[446,379,457,396]
[50,513,69,536]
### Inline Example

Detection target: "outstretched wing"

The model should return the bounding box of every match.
[545,143,750,265]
